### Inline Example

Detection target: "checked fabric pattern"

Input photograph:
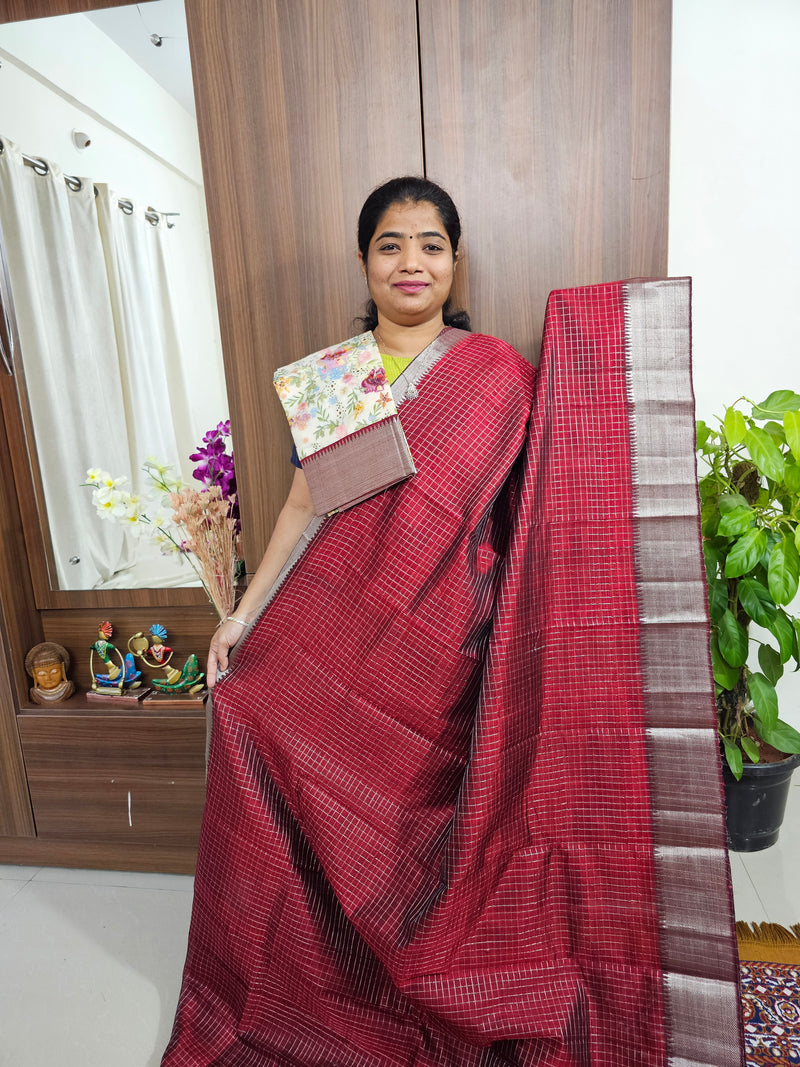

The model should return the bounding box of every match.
[164,283,743,1066]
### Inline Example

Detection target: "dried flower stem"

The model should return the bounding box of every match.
[169,485,239,619]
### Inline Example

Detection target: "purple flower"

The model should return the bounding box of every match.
[189,421,240,533]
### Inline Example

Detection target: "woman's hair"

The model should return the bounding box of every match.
[355,176,471,332]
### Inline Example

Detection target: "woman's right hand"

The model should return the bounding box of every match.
[206,618,247,689]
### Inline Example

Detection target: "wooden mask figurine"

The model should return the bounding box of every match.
[25,642,75,705]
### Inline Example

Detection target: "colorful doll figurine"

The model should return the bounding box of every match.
[128,623,174,671]
[25,642,75,705]
[127,623,205,694]
[151,653,205,694]
[90,621,141,691]
[146,624,174,666]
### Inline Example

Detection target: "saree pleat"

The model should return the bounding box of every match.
[164,287,743,1066]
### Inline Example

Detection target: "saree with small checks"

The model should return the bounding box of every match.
[164,281,744,1066]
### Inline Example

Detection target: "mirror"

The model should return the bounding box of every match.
[0,0,227,592]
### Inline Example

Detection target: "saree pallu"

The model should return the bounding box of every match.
[164,285,744,1066]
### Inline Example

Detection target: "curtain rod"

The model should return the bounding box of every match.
[0,138,179,229]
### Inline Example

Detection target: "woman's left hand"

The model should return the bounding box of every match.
[207,618,246,688]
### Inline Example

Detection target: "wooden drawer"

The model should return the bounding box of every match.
[19,714,206,846]
[24,775,205,846]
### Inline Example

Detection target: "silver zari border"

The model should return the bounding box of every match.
[623,278,744,1066]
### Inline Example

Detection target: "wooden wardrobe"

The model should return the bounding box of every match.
[0,0,670,873]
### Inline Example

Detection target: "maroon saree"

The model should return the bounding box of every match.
[164,283,744,1066]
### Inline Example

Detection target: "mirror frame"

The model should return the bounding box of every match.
[0,0,218,610]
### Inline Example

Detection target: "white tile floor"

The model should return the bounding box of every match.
[0,783,798,1067]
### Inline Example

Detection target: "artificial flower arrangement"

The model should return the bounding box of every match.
[83,420,241,620]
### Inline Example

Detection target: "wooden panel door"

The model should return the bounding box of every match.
[419,0,671,361]
[0,0,136,20]
[0,627,34,837]
[189,0,424,567]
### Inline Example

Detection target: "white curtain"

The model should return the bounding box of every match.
[0,139,195,589]
[0,139,131,589]
[95,185,191,483]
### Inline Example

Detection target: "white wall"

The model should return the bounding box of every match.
[0,12,227,462]
[669,0,800,728]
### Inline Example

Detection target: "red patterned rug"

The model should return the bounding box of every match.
[742,961,800,1065]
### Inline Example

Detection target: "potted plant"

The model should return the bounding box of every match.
[697,390,800,850]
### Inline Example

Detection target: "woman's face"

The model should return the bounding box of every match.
[359,200,457,328]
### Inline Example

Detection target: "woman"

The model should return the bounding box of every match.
[164,181,742,1065]
[164,176,535,1061]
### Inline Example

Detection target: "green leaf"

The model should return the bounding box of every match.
[753,390,800,418]
[759,718,800,755]
[784,410,800,462]
[717,610,749,667]
[738,577,777,627]
[711,633,741,690]
[763,421,787,447]
[725,527,767,578]
[749,672,779,731]
[741,737,760,764]
[696,420,711,450]
[719,493,750,514]
[744,427,785,482]
[717,505,754,537]
[701,506,720,539]
[759,529,781,570]
[767,609,795,663]
[698,473,717,500]
[784,460,800,494]
[703,540,725,580]
[768,535,800,605]
[707,578,728,623]
[758,642,784,684]
[723,407,747,448]
[722,738,743,780]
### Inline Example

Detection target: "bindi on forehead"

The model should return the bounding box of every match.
[373,230,447,241]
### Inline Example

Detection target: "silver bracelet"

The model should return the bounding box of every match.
[225,614,248,626]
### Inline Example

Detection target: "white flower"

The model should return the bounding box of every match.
[118,493,141,519]
[154,531,180,556]
[123,513,150,538]
[85,467,105,484]
[94,490,125,521]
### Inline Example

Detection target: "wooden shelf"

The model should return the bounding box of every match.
[18,690,208,718]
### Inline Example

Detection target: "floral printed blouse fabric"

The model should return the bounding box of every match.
[274,332,411,461]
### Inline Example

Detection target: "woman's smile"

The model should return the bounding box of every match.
[394,281,429,293]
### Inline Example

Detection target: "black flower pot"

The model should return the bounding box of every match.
[722,752,800,852]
